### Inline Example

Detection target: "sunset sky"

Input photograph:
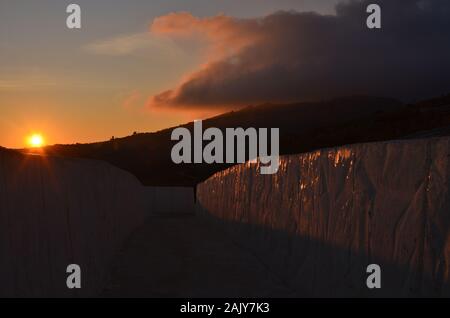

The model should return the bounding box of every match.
[1,0,449,148]
[0,0,339,148]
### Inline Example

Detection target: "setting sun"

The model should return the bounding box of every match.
[27,134,45,148]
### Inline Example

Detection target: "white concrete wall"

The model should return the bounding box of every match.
[143,186,194,216]
[197,137,450,297]
[0,150,147,297]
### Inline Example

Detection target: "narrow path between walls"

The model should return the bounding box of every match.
[102,215,294,297]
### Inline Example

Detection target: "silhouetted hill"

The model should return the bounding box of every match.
[28,95,450,187]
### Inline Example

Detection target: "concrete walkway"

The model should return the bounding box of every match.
[102,215,293,297]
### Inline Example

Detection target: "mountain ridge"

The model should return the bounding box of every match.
[23,94,450,187]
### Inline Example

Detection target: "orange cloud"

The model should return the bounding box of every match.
[151,12,260,60]
[148,12,267,109]
[147,1,450,110]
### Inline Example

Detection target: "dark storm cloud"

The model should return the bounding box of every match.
[148,0,450,109]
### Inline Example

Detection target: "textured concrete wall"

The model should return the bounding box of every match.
[0,149,147,297]
[143,186,194,215]
[197,137,450,297]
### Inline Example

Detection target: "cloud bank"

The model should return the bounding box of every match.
[148,0,450,109]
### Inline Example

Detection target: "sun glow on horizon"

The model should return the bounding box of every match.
[27,133,45,148]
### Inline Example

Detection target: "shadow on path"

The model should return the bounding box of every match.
[101,215,294,298]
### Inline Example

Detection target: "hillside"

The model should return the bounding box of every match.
[29,94,450,187]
